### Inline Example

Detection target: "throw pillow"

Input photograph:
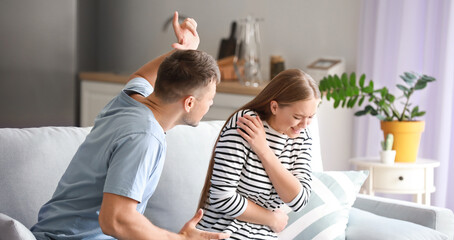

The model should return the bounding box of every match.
[0,213,36,240]
[278,171,368,240]
[346,207,448,240]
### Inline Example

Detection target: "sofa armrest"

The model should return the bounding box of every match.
[353,194,454,240]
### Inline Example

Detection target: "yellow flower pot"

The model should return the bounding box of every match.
[380,121,425,163]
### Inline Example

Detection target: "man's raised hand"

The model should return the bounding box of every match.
[172,11,200,50]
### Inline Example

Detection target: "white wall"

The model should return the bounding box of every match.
[317,102,355,170]
[95,0,360,170]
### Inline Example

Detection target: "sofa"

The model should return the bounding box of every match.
[1,119,453,240]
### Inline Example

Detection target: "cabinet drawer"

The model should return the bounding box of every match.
[373,168,425,192]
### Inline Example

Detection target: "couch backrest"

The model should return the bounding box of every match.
[0,119,322,230]
[144,121,225,232]
[144,118,323,232]
[0,126,92,228]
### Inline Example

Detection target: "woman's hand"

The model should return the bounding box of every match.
[268,209,289,233]
[172,11,200,50]
[236,115,272,158]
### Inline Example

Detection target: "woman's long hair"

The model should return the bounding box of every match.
[197,69,320,210]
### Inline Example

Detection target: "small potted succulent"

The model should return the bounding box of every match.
[380,133,396,164]
[318,71,436,163]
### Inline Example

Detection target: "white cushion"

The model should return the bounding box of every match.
[278,171,368,240]
[347,207,448,240]
[0,127,91,228]
[144,121,224,232]
[0,213,36,240]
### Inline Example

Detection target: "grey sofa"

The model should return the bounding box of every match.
[1,120,453,239]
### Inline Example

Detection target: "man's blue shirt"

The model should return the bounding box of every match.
[31,78,166,239]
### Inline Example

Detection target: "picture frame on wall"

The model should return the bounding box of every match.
[307,58,341,70]
[305,57,345,83]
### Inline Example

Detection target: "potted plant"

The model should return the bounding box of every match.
[380,133,396,164]
[318,71,436,163]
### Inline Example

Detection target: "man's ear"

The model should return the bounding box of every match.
[270,100,278,115]
[183,96,195,113]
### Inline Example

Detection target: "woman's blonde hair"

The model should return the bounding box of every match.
[197,69,320,210]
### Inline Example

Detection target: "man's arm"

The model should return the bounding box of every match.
[99,193,229,240]
[129,11,200,87]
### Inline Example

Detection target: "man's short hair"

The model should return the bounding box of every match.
[155,50,220,103]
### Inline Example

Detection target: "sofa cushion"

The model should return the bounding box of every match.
[353,193,454,239]
[0,213,36,240]
[0,127,91,228]
[144,117,324,233]
[144,121,224,232]
[346,207,448,240]
[0,117,322,232]
[278,171,368,240]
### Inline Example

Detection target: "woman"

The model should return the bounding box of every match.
[196,69,321,239]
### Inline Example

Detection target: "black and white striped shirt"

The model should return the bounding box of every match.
[197,109,313,240]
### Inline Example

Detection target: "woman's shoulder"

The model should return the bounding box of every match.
[235,109,257,118]
[224,109,258,129]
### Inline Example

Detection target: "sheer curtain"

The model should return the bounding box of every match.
[354,0,454,210]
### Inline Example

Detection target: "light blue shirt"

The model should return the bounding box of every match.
[31,78,166,239]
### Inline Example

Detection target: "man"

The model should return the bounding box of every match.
[31,12,229,240]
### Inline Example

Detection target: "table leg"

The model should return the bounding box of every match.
[414,194,422,204]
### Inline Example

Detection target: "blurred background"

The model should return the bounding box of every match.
[2,0,453,210]
[0,0,359,128]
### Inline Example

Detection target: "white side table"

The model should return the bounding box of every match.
[350,157,440,205]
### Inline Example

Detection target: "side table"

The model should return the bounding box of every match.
[350,157,440,205]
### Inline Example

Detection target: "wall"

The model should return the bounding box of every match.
[76,0,99,125]
[95,0,360,170]
[0,0,360,170]
[0,0,78,127]
[96,0,360,76]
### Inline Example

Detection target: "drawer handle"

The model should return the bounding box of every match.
[398,176,404,181]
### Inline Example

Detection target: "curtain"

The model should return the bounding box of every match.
[354,0,454,210]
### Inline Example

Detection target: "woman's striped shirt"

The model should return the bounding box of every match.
[197,109,313,240]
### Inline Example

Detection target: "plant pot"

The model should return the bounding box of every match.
[380,150,396,164]
[380,121,425,163]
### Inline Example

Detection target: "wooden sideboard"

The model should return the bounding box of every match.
[79,72,265,126]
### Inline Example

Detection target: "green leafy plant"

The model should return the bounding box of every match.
[318,72,436,121]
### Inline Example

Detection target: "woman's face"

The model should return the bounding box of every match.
[268,98,320,138]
